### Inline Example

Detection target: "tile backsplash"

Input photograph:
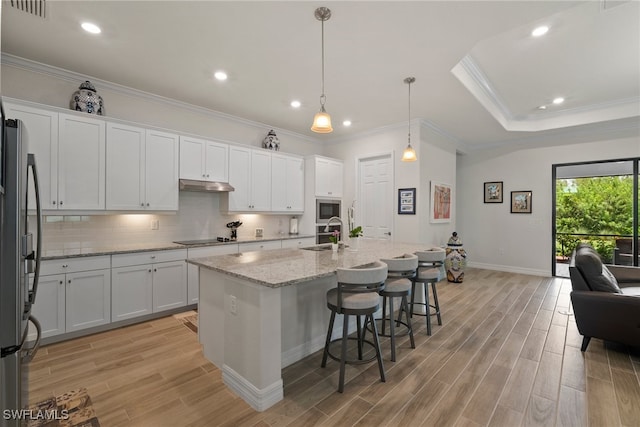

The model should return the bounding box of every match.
[38,192,305,251]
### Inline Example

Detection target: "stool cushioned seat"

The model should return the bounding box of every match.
[326,288,380,310]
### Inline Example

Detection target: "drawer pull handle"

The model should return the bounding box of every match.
[62,264,68,268]
[148,269,152,273]
[151,255,156,259]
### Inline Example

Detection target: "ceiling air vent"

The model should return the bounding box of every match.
[9,0,47,18]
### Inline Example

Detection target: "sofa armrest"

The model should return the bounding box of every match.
[570,291,640,348]
[607,264,640,284]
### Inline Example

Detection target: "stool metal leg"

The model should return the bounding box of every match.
[356,315,363,360]
[431,282,442,325]
[321,310,336,368]
[401,296,415,349]
[369,313,386,383]
[424,282,432,335]
[339,313,349,393]
[388,295,396,362]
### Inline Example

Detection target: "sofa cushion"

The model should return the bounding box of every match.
[575,247,622,293]
[620,286,640,296]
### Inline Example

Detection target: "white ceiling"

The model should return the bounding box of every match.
[2,1,639,151]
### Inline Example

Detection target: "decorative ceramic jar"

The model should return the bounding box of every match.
[445,232,467,283]
[262,129,280,151]
[70,81,104,115]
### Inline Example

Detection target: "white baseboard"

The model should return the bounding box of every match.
[468,262,549,277]
[222,365,283,412]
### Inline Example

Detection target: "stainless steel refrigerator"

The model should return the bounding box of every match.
[0,99,43,426]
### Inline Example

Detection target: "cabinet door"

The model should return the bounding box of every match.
[30,274,65,338]
[281,237,315,249]
[239,240,282,252]
[153,260,187,312]
[328,160,344,198]
[58,113,106,210]
[315,158,331,197]
[179,136,205,180]
[204,141,229,182]
[106,122,145,210]
[65,269,111,332]
[271,154,288,211]
[251,150,271,211]
[4,103,58,210]
[228,146,251,211]
[112,264,153,321]
[145,130,179,210]
[286,156,305,212]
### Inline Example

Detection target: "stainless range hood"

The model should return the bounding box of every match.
[179,179,235,192]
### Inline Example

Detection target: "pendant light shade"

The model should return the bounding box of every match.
[402,77,417,162]
[311,7,333,134]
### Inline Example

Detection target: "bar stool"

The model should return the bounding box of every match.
[376,253,418,362]
[321,261,388,393]
[410,248,445,335]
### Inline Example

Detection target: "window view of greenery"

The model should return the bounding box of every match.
[556,175,633,263]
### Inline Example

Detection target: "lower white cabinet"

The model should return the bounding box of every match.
[187,244,239,304]
[29,274,65,339]
[112,249,187,321]
[65,269,112,332]
[239,240,282,252]
[281,237,315,249]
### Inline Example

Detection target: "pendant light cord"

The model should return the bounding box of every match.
[320,18,326,107]
[407,79,411,144]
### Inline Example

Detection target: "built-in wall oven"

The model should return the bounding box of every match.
[316,199,341,244]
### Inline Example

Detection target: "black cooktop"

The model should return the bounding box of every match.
[173,237,231,245]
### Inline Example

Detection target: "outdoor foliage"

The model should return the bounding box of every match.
[556,176,633,261]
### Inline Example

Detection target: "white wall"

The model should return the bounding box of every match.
[457,136,640,276]
[324,120,456,245]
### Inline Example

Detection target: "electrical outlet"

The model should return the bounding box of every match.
[498,248,505,255]
[230,295,238,315]
[150,219,159,230]
[255,228,263,237]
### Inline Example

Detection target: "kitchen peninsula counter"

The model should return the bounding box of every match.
[190,239,435,411]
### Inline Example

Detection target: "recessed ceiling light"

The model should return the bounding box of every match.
[290,100,301,108]
[342,120,352,127]
[532,26,549,37]
[81,22,101,34]
[214,71,228,81]
[538,105,547,110]
[552,97,565,105]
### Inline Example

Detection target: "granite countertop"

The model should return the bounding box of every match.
[41,234,314,260]
[189,239,440,288]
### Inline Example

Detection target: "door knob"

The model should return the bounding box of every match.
[384,232,391,236]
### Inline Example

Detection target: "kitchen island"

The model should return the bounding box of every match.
[188,239,435,411]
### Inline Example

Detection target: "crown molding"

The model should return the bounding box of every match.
[1,53,319,144]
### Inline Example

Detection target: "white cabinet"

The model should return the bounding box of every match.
[179,136,228,182]
[112,249,187,319]
[34,256,111,335]
[314,156,343,198]
[226,146,271,212]
[58,113,106,210]
[106,124,178,211]
[239,240,282,252]
[281,237,315,249]
[186,244,238,304]
[29,274,65,339]
[3,103,59,211]
[271,154,304,213]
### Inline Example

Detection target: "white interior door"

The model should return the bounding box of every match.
[358,154,393,239]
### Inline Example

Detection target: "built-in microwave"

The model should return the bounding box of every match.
[316,199,341,223]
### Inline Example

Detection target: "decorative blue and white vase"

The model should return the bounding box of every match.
[70,81,105,115]
[262,129,280,151]
[445,232,467,283]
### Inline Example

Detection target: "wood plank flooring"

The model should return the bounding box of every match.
[28,268,640,426]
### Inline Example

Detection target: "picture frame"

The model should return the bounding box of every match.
[484,181,503,203]
[511,191,532,213]
[430,181,452,223]
[398,188,416,215]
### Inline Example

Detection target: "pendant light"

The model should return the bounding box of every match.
[401,77,417,162]
[311,7,333,134]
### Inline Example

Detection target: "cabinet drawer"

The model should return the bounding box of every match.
[40,256,110,276]
[112,249,187,268]
[187,244,238,259]
[239,240,282,252]
[281,237,315,249]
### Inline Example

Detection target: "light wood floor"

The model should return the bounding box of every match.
[28,268,640,426]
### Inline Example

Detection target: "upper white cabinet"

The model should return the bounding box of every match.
[58,113,106,210]
[313,156,343,198]
[179,136,228,182]
[271,154,304,213]
[226,146,271,212]
[106,124,179,211]
[3,103,59,211]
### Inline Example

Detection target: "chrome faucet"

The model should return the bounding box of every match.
[324,216,344,243]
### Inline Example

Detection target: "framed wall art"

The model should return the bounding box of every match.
[484,181,503,203]
[511,191,532,213]
[430,181,452,223]
[398,188,416,215]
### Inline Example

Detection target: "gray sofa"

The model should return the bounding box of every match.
[569,243,640,351]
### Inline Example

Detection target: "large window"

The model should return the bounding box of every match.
[553,158,639,277]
